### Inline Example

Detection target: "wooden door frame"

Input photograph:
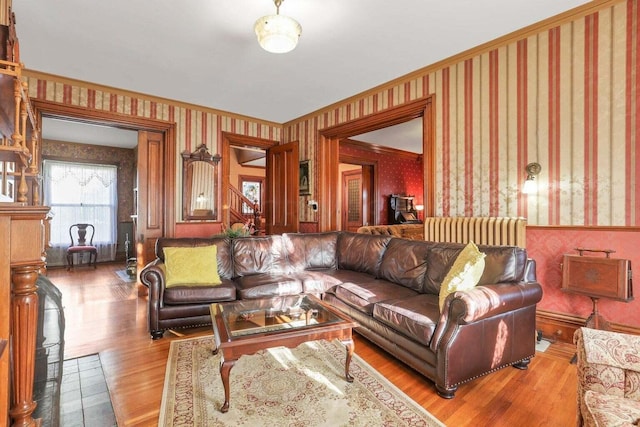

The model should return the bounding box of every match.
[32,99,177,236]
[221,132,278,226]
[317,96,434,232]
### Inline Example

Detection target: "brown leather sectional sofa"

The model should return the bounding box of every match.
[140,231,542,398]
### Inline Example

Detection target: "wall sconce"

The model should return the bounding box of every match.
[522,162,541,194]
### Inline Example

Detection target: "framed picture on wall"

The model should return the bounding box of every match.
[299,160,310,195]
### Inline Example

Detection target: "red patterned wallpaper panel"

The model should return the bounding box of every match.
[340,145,423,225]
[527,227,639,327]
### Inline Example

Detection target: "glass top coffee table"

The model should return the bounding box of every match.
[210,294,357,413]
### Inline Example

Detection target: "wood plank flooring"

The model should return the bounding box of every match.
[46,263,578,426]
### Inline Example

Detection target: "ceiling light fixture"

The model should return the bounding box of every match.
[254,0,302,54]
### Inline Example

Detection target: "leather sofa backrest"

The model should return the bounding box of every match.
[378,238,437,292]
[336,232,391,276]
[155,237,234,279]
[282,232,339,272]
[477,244,528,285]
[232,235,288,277]
[423,242,528,294]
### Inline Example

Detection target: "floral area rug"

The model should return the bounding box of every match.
[159,336,445,427]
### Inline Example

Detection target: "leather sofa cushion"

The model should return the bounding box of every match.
[423,243,528,294]
[232,236,288,277]
[233,273,303,299]
[332,280,417,315]
[336,233,391,276]
[283,232,339,272]
[321,269,376,285]
[156,237,234,279]
[378,239,435,292]
[163,279,236,304]
[157,303,213,321]
[476,245,527,285]
[290,270,344,295]
[373,294,440,346]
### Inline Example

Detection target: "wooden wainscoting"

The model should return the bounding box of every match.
[536,309,640,344]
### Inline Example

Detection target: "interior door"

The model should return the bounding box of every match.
[342,169,363,232]
[136,130,164,284]
[265,141,298,234]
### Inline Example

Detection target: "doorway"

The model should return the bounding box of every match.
[317,97,434,232]
[222,132,284,233]
[33,100,176,282]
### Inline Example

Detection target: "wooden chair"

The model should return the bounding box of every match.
[67,223,98,271]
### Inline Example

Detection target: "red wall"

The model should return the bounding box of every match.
[340,145,423,224]
[528,227,639,327]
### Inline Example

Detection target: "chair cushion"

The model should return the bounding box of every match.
[582,390,640,427]
[163,245,222,288]
[67,245,97,253]
[582,328,640,373]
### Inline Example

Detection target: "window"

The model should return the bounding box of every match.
[43,160,118,266]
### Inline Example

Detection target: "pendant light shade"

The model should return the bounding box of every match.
[254,0,302,54]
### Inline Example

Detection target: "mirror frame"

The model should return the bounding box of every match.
[182,144,222,221]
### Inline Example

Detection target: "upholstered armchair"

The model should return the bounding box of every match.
[574,327,640,426]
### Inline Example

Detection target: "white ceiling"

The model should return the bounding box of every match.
[15,0,590,152]
[42,117,138,148]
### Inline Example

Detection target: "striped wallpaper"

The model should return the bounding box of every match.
[21,0,639,227]
[25,73,281,222]
[286,0,639,226]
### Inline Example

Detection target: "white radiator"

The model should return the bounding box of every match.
[423,217,527,248]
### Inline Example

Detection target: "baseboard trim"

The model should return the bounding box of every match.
[536,309,640,343]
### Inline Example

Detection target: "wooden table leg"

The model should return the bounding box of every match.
[343,339,354,383]
[219,358,236,413]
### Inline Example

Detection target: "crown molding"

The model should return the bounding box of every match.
[285,0,624,126]
[23,68,283,129]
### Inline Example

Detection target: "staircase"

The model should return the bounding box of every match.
[228,185,262,232]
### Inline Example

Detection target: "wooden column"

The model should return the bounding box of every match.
[9,265,40,427]
[0,206,49,427]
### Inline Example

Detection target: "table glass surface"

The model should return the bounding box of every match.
[215,295,343,338]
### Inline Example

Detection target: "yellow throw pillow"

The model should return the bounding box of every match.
[163,244,222,288]
[438,241,486,312]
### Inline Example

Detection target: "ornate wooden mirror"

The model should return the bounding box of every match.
[182,144,221,221]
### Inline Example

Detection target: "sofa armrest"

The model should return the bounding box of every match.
[430,281,542,351]
[140,263,167,331]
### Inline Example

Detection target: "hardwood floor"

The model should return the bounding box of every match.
[46,263,578,426]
